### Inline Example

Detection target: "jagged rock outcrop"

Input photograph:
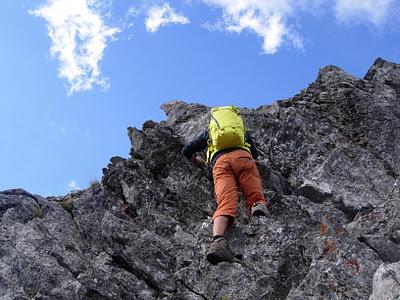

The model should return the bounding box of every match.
[1,57,400,299]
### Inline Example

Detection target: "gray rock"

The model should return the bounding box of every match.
[298,180,333,203]
[2,58,400,299]
[359,235,400,263]
[370,262,400,300]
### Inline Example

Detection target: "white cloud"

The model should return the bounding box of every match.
[59,126,67,135]
[296,0,326,15]
[201,0,398,54]
[68,180,80,191]
[30,0,120,95]
[334,0,394,27]
[126,6,140,19]
[202,0,302,54]
[48,119,68,135]
[145,3,190,33]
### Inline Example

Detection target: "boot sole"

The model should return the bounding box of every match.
[252,210,268,217]
[207,252,223,265]
[207,253,243,265]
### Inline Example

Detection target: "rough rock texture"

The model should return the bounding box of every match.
[2,57,400,299]
[369,262,400,300]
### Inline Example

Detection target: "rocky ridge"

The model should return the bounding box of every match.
[2,58,400,299]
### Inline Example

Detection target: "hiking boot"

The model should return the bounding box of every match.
[206,237,235,265]
[251,202,269,217]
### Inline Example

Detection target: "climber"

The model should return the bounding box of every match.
[181,106,269,265]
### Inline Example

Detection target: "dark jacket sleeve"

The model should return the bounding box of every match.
[181,130,209,159]
[245,132,259,159]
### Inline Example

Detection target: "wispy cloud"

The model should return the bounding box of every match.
[68,180,80,191]
[30,0,120,95]
[48,119,68,135]
[202,0,301,54]
[296,0,326,16]
[31,0,399,87]
[201,0,398,54]
[334,0,394,27]
[126,6,140,19]
[59,126,68,135]
[145,3,190,33]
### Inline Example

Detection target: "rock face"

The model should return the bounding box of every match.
[2,57,400,299]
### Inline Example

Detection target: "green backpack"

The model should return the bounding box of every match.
[206,106,250,162]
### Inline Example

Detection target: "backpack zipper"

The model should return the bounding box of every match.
[211,114,221,129]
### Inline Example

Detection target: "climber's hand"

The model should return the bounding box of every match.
[190,155,206,168]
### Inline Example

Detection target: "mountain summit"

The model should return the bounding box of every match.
[2,58,400,299]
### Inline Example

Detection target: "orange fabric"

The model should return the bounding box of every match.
[212,149,267,222]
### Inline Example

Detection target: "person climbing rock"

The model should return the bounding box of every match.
[181,106,269,265]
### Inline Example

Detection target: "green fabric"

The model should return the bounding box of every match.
[206,106,250,163]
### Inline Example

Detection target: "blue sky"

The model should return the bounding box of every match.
[1,0,400,196]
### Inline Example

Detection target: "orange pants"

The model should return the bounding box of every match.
[212,149,267,222]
